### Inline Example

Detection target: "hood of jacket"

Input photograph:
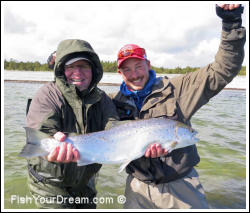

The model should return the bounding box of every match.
[54,39,103,91]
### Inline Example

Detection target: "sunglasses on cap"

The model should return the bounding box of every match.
[118,48,146,59]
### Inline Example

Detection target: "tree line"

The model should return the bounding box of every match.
[4,59,246,75]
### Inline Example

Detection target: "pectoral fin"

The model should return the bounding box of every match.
[162,141,178,153]
[170,141,178,149]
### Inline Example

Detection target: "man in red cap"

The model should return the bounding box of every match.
[112,4,245,209]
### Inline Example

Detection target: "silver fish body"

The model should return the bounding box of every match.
[19,117,199,172]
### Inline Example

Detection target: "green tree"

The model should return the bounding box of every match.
[3,59,246,75]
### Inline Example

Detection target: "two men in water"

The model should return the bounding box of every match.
[36,3,245,209]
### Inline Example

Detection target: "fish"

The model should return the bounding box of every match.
[19,117,199,172]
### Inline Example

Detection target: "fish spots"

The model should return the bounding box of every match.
[99,137,107,142]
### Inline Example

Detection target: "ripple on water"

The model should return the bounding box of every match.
[4,82,246,209]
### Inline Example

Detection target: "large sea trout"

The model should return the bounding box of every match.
[19,117,199,172]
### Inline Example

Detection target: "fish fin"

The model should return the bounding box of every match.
[170,141,178,149]
[118,160,131,173]
[162,141,178,153]
[19,127,50,158]
[19,144,49,158]
[24,127,50,144]
[106,120,130,130]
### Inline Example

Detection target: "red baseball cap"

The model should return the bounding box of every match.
[117,44,147,68]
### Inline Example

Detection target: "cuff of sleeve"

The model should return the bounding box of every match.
[222,20,242,31]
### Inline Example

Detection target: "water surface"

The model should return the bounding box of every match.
[4,82,246,209]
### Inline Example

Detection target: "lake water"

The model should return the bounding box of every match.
[3,81,247,210]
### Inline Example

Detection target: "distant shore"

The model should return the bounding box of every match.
[4,79,121,87]
[4,79,246,91]
[4,70,246,90]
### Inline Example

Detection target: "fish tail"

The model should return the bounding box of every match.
[19,127,50,158]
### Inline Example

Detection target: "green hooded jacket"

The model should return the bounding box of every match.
[26,39,119,208]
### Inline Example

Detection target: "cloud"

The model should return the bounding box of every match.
[2,2,248,68]
[4,8,36,34]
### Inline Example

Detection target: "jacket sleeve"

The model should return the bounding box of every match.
[101,93,120,130]
[26,84,63,136]
[170,24,246,121]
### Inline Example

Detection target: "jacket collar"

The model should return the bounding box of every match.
[55,77,103,132]
[141,76,172,111]
[114,76,173,112]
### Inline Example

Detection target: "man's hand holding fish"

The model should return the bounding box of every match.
[144,143,168,158]
[46,131,80,163]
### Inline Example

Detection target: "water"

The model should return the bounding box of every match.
[3,82,247,209]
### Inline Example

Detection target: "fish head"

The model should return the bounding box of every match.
[175,124,199,147]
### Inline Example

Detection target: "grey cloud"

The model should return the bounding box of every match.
[146,20,220,56]
[4,8,36,34]
[185,22,220,46]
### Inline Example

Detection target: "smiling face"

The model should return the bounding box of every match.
[118,58,150,91]
[64,60,92,91]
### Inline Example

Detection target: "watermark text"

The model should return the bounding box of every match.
[10,194,126,205]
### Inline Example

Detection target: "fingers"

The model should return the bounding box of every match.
[145,144,157,158]
[64,143,73,163]
[162,148,168,156]
[47,143,79,163]
[57,143,80,163]
[64,144,80,163]
[217,4,240,10]
[145,144,168,158]
[217,4,225,9]
[53,131,68,162]
[50,131,79,163]
[231,4,240,10]
[47,146,59,162]
[224,4,229,10]
[156,144,163,157]
[56,142,67,162]
[145,147,151,158]
[54,131,66,142]
[72,148,80,162]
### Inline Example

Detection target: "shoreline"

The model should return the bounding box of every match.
[4,79,246,90]
[4,79,121,87]
[4,70,246,90]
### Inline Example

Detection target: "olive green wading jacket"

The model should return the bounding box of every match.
[26,39,119,197]
[111,22,246,185]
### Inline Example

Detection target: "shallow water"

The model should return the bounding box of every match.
[4,82,246,209]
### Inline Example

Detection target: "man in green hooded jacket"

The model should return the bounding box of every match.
[26,39,119,209]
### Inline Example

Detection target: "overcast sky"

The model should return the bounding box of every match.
[2,1,248,68]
